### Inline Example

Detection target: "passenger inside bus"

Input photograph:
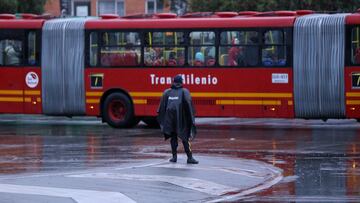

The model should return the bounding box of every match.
[167,52,177,66]
[227,38,242,66]
[153,48,164,66]
[3,41,21,65]
[205,47,216,66]
[144,47,156,66]
[262,46,286,66]
[123,43,138,66]
[178,52,185,66]
[194,52,204,66]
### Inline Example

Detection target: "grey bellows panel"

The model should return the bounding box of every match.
[42,18,88,115]
[294,14,348,118]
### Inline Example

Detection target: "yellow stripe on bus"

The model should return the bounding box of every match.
[86,99,147,104]
[24,90,40,95]
[24,97,31,102]
[130,92,292,98]
[216,100,281,105]
[0,90,23,95]
[130,92,162,97]
[134,99,147,104]
[288,100,293,105]
[346,100,360,105]
[0,97,23,102]
[192,92,292,98]
[86,92,103,97]
[346,92,360,97]
[86,99,100,104]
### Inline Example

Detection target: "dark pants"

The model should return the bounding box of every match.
[170,136,192,158]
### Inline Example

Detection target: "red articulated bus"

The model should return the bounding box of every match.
[1,11,360,128]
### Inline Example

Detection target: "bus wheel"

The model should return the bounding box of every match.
[142,117,160,128]
[103,93,136,128]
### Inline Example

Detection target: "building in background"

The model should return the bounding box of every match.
[44,0,171,17]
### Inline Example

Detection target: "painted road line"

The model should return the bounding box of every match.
[206,167,283,203]
[0,184,136,203]
[115,160,169,170]
[68,173,237,196]
[151,163,264,178]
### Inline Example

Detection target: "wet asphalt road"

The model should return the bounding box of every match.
[0,115,359,202]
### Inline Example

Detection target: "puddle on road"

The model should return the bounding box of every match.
[0,124,359,201]
[190,128,360,201]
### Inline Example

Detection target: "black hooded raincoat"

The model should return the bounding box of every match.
[157,83,196,141]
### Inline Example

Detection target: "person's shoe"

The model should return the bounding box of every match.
[187,157,199,164]
[169,154,177,163]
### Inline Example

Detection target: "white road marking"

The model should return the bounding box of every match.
[207,167,283,203]
[68,173,237,196]
[115,160,168,170]
[0,183,136,203]
[151,163,264,178]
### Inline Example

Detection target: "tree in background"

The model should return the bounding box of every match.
[0,0,46,14]
[189,0,360,13]
[17,0,47,14]
[0,0,18,14]
[170,0,188,15]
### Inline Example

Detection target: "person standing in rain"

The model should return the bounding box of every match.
[157,75,198,164]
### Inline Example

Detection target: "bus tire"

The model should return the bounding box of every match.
[142,117,160,128]
[103,93,136,128]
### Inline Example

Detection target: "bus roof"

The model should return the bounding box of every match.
[85,16,296,29]
[0,19,45,29]
[346,13,360,25]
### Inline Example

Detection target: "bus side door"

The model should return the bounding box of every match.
[0,29,25,113]
[23,30,42,114]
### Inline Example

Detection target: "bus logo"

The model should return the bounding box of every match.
[352,73,360,88]
[25,72,39,88]
[90,74,104,89]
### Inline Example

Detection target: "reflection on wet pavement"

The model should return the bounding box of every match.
[0,119,359,201]
[190,128,360,202]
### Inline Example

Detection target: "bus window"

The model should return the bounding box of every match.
[27,31,37,66]
[100,31,141,67]
[89,32,98,66]
[219,31,259,67]
[352,27,360,65]
[189,31,215,66]
[0,39,22,66]
[262,30,286,67]
[148,31,185,46]
[144,31,185,66]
